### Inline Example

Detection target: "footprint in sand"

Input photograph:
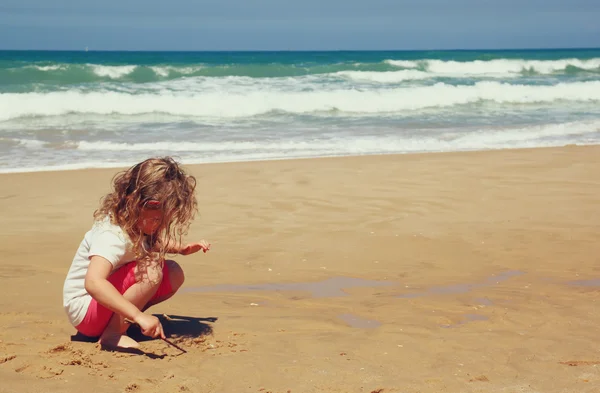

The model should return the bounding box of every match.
[560,360,600,366]
[11,354,64,380]
[125,383,140,392]
[47,343,71,354]
[14,363,31,373]
[38,365,64,379]
[44,342,110,376]
[468,375,489,382]
[0,354,16,364]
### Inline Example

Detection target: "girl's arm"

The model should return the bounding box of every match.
[84,256,145,323]
[160,237,184,254]
[85,256,164,338]
[155,237,211,255]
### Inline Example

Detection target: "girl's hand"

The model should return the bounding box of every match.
[134,313,165,339]
[180,240,211,255]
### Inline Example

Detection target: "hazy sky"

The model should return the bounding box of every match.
[1,0,599,50]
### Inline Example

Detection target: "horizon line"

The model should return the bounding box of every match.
[1,46,600,53]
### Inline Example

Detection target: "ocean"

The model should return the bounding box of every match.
[1,49,600,173]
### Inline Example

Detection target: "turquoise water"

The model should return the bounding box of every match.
[1,49,600,172]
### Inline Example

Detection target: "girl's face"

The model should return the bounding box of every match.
[138,208,163,235]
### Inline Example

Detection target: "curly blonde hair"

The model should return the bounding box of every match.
[94,157,198,280]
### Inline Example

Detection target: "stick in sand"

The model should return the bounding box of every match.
[124,318,187,354]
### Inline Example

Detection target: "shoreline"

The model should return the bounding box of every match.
[1,142,597,175]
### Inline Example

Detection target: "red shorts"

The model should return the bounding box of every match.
[75,261,172,337]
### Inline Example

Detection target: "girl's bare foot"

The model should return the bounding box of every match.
[99,333,140,349]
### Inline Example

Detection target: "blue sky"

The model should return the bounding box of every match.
[1,0,599,50]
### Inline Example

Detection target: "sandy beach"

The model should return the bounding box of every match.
[1,145,600,393]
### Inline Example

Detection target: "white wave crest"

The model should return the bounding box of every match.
[32,65,65,71]
[90,65,137,78]
[384,60,422,68]
[149,66,203,77]
[335,70,430,82]
[385,58,600,76]
[13,139,46,149]
[1,81,600,121]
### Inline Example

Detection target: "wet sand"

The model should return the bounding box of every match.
[1,145,600,392]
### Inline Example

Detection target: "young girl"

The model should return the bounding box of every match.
[62,157,210,349]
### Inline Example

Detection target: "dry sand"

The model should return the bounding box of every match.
[1,145,600,393]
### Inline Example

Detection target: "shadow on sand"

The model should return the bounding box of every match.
[70,314,217,358]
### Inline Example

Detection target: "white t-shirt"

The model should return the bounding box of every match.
[62,217,137,327]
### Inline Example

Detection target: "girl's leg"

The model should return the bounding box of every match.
[143,259,185,310]
[99,260,184,349]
